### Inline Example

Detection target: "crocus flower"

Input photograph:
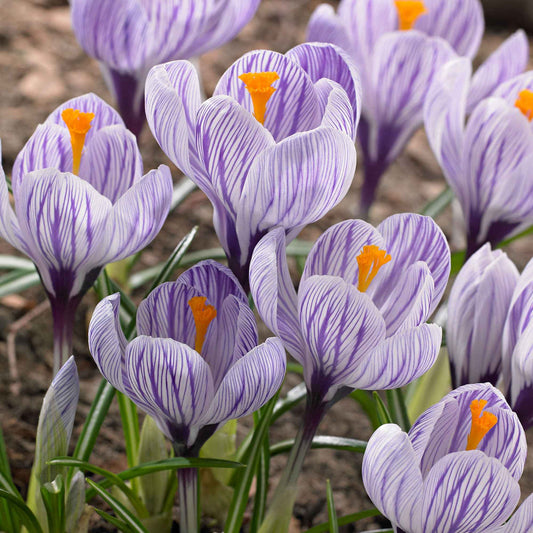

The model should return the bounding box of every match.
[145,43,360,288]
[447,244,519,388]
[425,58,533,256]
[70,0,261,135]
[494,493,533,533]
[307,0,528,214]
[363,383,527,533]
[0,93,172,373]
[88,260,286,533]
[251,213,450,533]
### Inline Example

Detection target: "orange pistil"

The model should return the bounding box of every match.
[395,1,427,30]
[356,245,391,293]
[238,71,280,124]
[61,108,95,174]
[188,296,217,353]
[466,399,498,451]
[515,89,533,122]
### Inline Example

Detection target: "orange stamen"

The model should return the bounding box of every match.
[188,296,217,353]
[395,1,427,30]
[238,71,280,124]
[61,108,95,174]
[466,399,498,451]
[515,89,533,122]
[356,245,391,293]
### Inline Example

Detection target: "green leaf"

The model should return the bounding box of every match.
[420,187,454,219]
[94,508,137,533]
[270,436,367,456]
[303,509,381,533]
[498,224,533,248]
[350,390,381,430]
[450,250,466,276]
[0,489,43,533]
[0,255,35,271]
[0,270,40,298]
[249,419,270,533]
[373,392,393,425]
[40,475,66,533]
[326,480,338,533]
[0,467,22,533]
[286,362,304,375]
[170,176,197,211]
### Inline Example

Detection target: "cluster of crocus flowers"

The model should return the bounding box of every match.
[145,43,360,288]
[69,0,261,135]
[251,213,450,532]
[307,0,528,214]
[88,260,286,533]
[0,93,172,373]
[425,59,533,256]
[363,383,527,533]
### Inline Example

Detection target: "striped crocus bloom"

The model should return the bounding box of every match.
[425,59,533,257]
[0,93,172,373]
[145,43,360,288]
[69,0,261,135]
[307,0,528,215]
[88,260,286,454]
[363,383,527,533]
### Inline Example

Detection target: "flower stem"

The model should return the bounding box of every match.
[50,297,77,375]
[178,467,199,533]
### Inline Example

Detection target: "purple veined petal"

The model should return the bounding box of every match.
[78,125,143,203]
[351,323,441,390]
[510,321,533,429]
[467,30,529,112]
[369,32,456,165]
[88,293,129,393]
[104,164,172,263]
[71,0,151,72]
[200,337,286,426]
[302,219,385,286]
[0,148,24,250]
[124,336,215,445]
[213,50,321,142]
[362,424,423,532]
[415,0,484,59]
[306,4,357,59]
[15,168,112,298]
[493,71,533,108]
[373,213,451,316]
[249,228,305,364]
[195,95,275,218]
[286,42,362,129]
[421,451,519,533]
[298,275,386,399]
[500,493,533,533]
[236,127,356,264]
[447,245,519,387]
[423,57,471,204]
[314,80,357,141]
[145,61,207,186]
[11,124,73,193]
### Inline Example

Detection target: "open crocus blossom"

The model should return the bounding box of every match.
[88,260,286,533]
[425,58,533,257]
[0,93,172,373]
[251,213,449,533]
[307,0,528,215]
[145,44,360,288]
[70,0,261,135]
[363,383,527,533]
[447,244,519,388]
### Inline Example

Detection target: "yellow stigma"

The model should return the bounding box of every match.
[356,245,391,293]
[466,399,498,451]
[188,296,217,353]
[238,71,280,124]
[61,108,95,174]
[395,1,427,30]
[515,89,533,122]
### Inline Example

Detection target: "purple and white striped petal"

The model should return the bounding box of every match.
[315,80,357,141]
[499,493,533,533]
[510,321,533,429]
[88,293,129,393]
[362,423,423,533]
[249,228,305,363]
[447,245,519,387]
[298,275,386,398]
[0,152,23,250]
[124,336,214,445]
[420,451,519,533]
[105,165,172,263]
[214,50,321,142]
[493,71,533,107]
[351,323,441,390]
[201,337,286,425]
[415,0,484,58]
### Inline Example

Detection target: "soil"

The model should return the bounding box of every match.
[0,1,533,532]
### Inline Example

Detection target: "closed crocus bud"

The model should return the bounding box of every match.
[447,244,519,388]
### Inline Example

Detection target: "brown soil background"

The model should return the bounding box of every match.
[0,1,533,531]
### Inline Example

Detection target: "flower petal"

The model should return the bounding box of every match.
[510,321,533,429]
[500,493,533,533]
[0,149,23,250]
[314,80,357,140]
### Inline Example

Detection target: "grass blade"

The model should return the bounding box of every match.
[326,480,338,533]
[270,436,367,456]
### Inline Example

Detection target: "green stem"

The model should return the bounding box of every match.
[178,467,199,533]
